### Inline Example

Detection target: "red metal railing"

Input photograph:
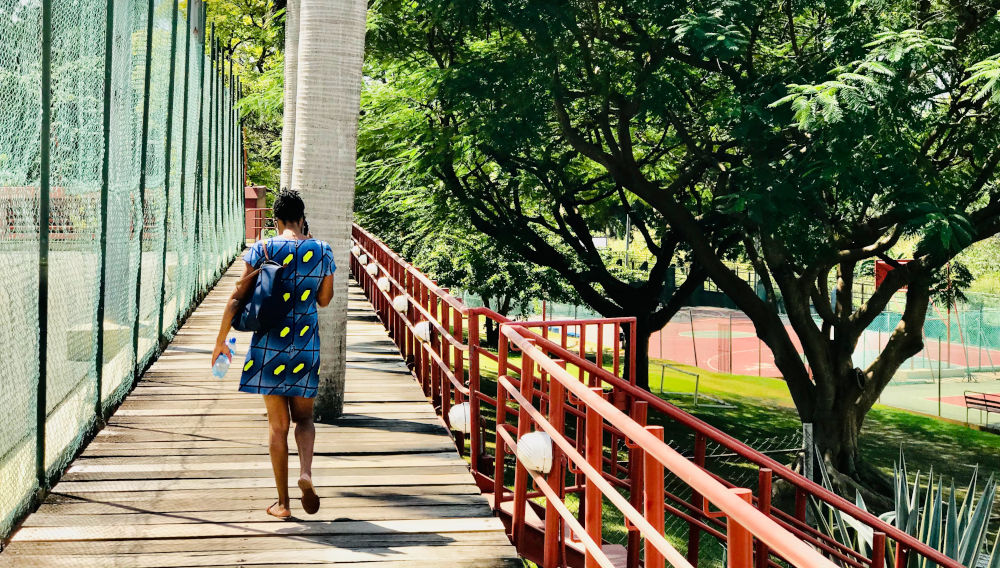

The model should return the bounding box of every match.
[350,223,963,568]
[245,207,273,242]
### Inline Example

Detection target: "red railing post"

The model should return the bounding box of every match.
[585,387,604,568]
[512,341,535,547]
[728,488,754,568]
[895,544,908,568]
[432,293,443,411]
[644,425,666,568]
[794,488,807,523]
[688,432,707,565]
[544,363,567,568]
[756,468,772,568]
[494,332,510,513]
[872,531,886,568]
[420,283,430,395]
[628,401,649,568]
[469,313,482,473]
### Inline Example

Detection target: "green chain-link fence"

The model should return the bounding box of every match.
[0,0,245,541]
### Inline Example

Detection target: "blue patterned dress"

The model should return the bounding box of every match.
[239,237,335,398]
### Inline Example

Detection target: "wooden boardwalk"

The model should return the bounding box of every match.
[1,263,518,567]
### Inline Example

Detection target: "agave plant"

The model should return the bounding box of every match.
[809,449,1000,568]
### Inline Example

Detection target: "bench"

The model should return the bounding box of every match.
[964,391,1000,427]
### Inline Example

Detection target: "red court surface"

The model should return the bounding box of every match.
[935,395,975,408]
[646,307,1000,379]
[647,308,798,377]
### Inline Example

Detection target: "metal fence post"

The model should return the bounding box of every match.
[227,56,234,254]
[94,0,116,423]
[175,0,194,322]
[204,29,215,286]
[132,0,156,380]
[36,0,53,491]
[193,15,208,294]
[157,0,181,345]
[214,43,223,273]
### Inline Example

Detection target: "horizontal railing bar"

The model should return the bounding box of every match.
[493,395,693,568]
[499,429,618,568]
[501,325,837,568]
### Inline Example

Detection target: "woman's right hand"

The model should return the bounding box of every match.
[211,337,231,367]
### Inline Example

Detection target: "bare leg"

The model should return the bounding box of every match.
[263,395,291,517]
[290,396,319,513]
[290,396,316,478]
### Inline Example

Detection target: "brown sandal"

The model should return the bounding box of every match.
[266,501,291,520]
[298,478,320,515]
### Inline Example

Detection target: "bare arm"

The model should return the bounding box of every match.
[317,274,334,307]
[211,261,257,365]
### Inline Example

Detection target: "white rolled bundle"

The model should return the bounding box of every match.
[365,263,379,276]
[447,402,472,434]
[392,295,408,312]
[358,254,368,265]
[350,245,361,256]
[516,432,553,474]
[376,277,391,292]
[414,320,431,342]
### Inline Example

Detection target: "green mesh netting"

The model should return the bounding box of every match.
[136,0,170,368]
[0,0,43,539]
[0,0,243,540]
[44,0,107,478]
[162,0,185,334]
[100,0,147,408]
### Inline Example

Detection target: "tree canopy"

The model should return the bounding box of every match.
[362,0,1000,485]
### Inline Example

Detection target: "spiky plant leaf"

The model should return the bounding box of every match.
[989,529,1000,568]
[957,476,996,567]
[944,479,959,559]
[920,475,944,568]
[957,467,979,536]
[817,452,854,544]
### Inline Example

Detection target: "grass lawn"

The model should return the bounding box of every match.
[648,361,1000,484]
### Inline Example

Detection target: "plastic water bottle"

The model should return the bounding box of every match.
[211,337,236,379]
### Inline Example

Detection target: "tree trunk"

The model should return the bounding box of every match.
[628,320,652,392]
[484,318,499,349]
[290,0,367,421]
[809,381,894,505]
[278,0,299,190]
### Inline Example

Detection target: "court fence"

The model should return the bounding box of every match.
[1,0,245,542]
[482,294,1000,382]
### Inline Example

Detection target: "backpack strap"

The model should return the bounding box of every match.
[237,239,273,286]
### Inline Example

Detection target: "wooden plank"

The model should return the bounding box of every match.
[59,464,471,481]
[50,473,477,493]
[3,533,514,555]
[67,451,463,469]
[33,493,491,516]
[45,483,482,505]
[10,517,508,542]
[0,547,522,568]
[22,504,494,526]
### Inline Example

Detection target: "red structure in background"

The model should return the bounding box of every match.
[875,259,910,289]
[244,185,269,241]
[351,223,961,568]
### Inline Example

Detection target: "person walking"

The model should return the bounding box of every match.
[212,189,335,519]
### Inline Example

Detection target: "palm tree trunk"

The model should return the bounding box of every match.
[278,0,298,190]
[290,0,367,420]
